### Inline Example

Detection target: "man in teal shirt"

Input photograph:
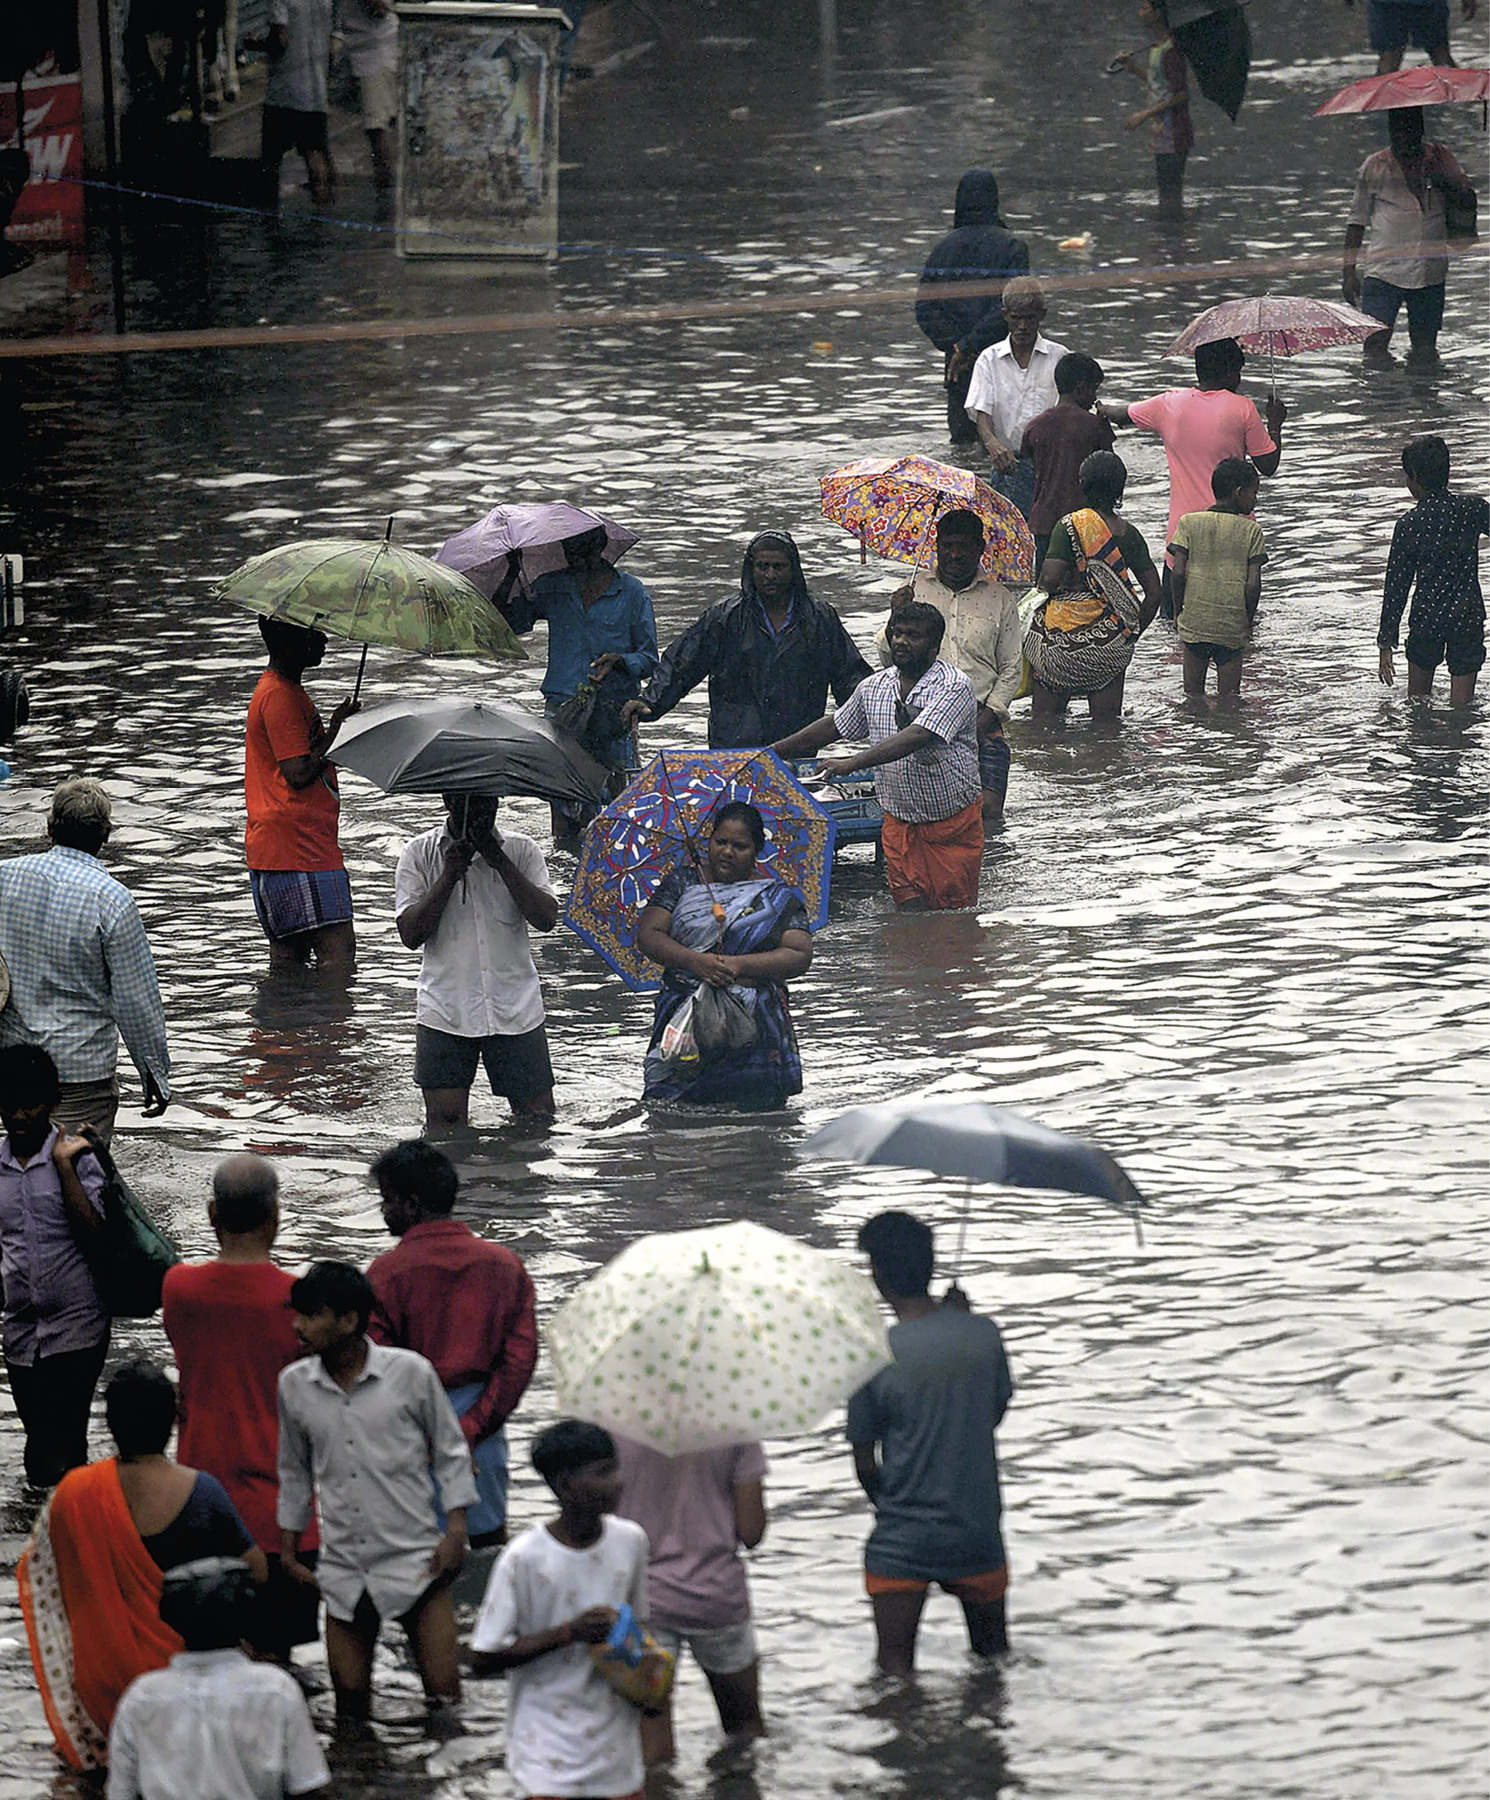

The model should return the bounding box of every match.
[847,1210,1013,1675]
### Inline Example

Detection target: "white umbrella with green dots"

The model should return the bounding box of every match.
[548,1220,891,1457]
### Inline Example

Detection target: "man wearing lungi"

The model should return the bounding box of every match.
[244,617,358,971]
[773,603,984,911]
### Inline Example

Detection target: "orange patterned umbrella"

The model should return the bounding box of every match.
[820,454,1035,585]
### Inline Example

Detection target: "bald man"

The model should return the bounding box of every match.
[162,1156,322,1663]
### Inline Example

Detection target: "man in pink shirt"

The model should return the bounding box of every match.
[615,1435,767,1765]
[1103,337,1285,614]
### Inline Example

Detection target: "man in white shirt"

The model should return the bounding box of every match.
[470,1420,651,1800]
[395,792,560,1133]
[1342,105,1476,367]
[334,0,398,193]
[108,1556,329,1800]
[965,277,1069,520]
[874,510,1023,822]
[278,1260,477,1726]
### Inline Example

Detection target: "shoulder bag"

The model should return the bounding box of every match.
[78,1128,181,1318]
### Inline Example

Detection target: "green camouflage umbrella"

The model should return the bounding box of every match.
[216,524,525,695]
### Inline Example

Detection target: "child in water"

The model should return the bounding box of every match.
[1169,457,1266,699]
[1378,435,1489,709]
[1115,0,1194,222]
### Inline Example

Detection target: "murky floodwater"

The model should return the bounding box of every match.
[0,1,1486,1795]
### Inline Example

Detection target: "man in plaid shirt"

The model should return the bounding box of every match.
[0,778,169,1143]
[774,603,984,911]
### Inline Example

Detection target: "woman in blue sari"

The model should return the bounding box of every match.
[637,802,814,1110]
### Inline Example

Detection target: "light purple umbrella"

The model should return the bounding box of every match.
[435,503,639,600]
[1166,295,1385,388]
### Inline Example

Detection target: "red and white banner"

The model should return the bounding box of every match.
[0,74,86,250]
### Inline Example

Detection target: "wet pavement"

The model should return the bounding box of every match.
[0,1,1486,1795]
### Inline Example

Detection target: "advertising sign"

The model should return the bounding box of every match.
[0,74,86,251]
[395,3,569,259]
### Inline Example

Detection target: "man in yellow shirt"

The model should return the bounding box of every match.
[876,511,1022,820]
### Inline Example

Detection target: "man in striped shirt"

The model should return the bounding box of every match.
[773,603,983,911]
[0,778,169,1143]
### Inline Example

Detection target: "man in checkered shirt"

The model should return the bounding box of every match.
[773,602,984,911]
[0,778,170,1143]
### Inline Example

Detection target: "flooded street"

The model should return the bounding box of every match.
[0,1,1486,1795]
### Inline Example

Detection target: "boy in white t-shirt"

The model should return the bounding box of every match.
[469,1421,649,1800]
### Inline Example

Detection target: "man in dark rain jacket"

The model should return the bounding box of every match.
[621,531,872,748]
[915,170,1030,445]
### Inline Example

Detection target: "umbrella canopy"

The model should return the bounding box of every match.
[1171,3,1252,122]
[1314,66,1490,115]
[1167,295,1385,358]
[804,1098,1145,1216]
[547,1220,892,1456]
[436,503,638,600]
[564,749,836,991]
[820,455,1035,586]
[328,697,610,807]
[216,535,526,664]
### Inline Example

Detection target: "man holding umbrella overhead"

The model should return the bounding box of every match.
[394,792,559,1132]
[497,527,659,849]
[245,618,359,972]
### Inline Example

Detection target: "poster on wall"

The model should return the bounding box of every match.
[395,2,570,260]
[0,71,86,252]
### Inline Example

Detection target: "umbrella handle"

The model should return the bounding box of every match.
[351,641,369,705]
[954,1182,971,1278]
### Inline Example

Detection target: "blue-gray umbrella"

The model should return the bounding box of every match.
[803,1098,1146,1253]
[329,697,610,807]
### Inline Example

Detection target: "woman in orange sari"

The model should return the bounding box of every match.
[1025,451,1161,720]
[19,1361,264,1771]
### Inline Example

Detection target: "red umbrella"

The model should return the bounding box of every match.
[1314,66,1490,115]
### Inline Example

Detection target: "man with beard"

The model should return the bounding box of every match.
[621,530,871,748]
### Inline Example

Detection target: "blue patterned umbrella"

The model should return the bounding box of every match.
[564,749,837,991]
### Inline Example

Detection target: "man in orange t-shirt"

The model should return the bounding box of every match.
[245,617,358,970]
[162,1153,322,1663]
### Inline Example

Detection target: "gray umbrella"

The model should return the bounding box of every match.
[329,697,610,806]
[803,1098,1147,1256]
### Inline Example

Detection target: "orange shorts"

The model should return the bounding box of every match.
[865,1566,1009,1604]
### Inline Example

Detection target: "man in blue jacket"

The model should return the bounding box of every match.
[915,170,1030,446]
[622,531,871,748]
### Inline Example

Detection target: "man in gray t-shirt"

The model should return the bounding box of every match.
[846,1210,1013,1675]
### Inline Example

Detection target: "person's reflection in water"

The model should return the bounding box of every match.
[240,969,375,1114]
[856,1661,1013,1800]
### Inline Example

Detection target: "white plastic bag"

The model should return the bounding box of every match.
[658,994,700,1076]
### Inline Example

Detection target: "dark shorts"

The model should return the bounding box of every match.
[249,1551,322,1660]
[414,1022,554,1100]
[978,729,1011,800]
[1181,639,1244,665]
[1359,277,1446,338]
[250,868,353,941]
[262,105,330,162]
[1366,0,1449,52]
[1404,623,1486,677]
